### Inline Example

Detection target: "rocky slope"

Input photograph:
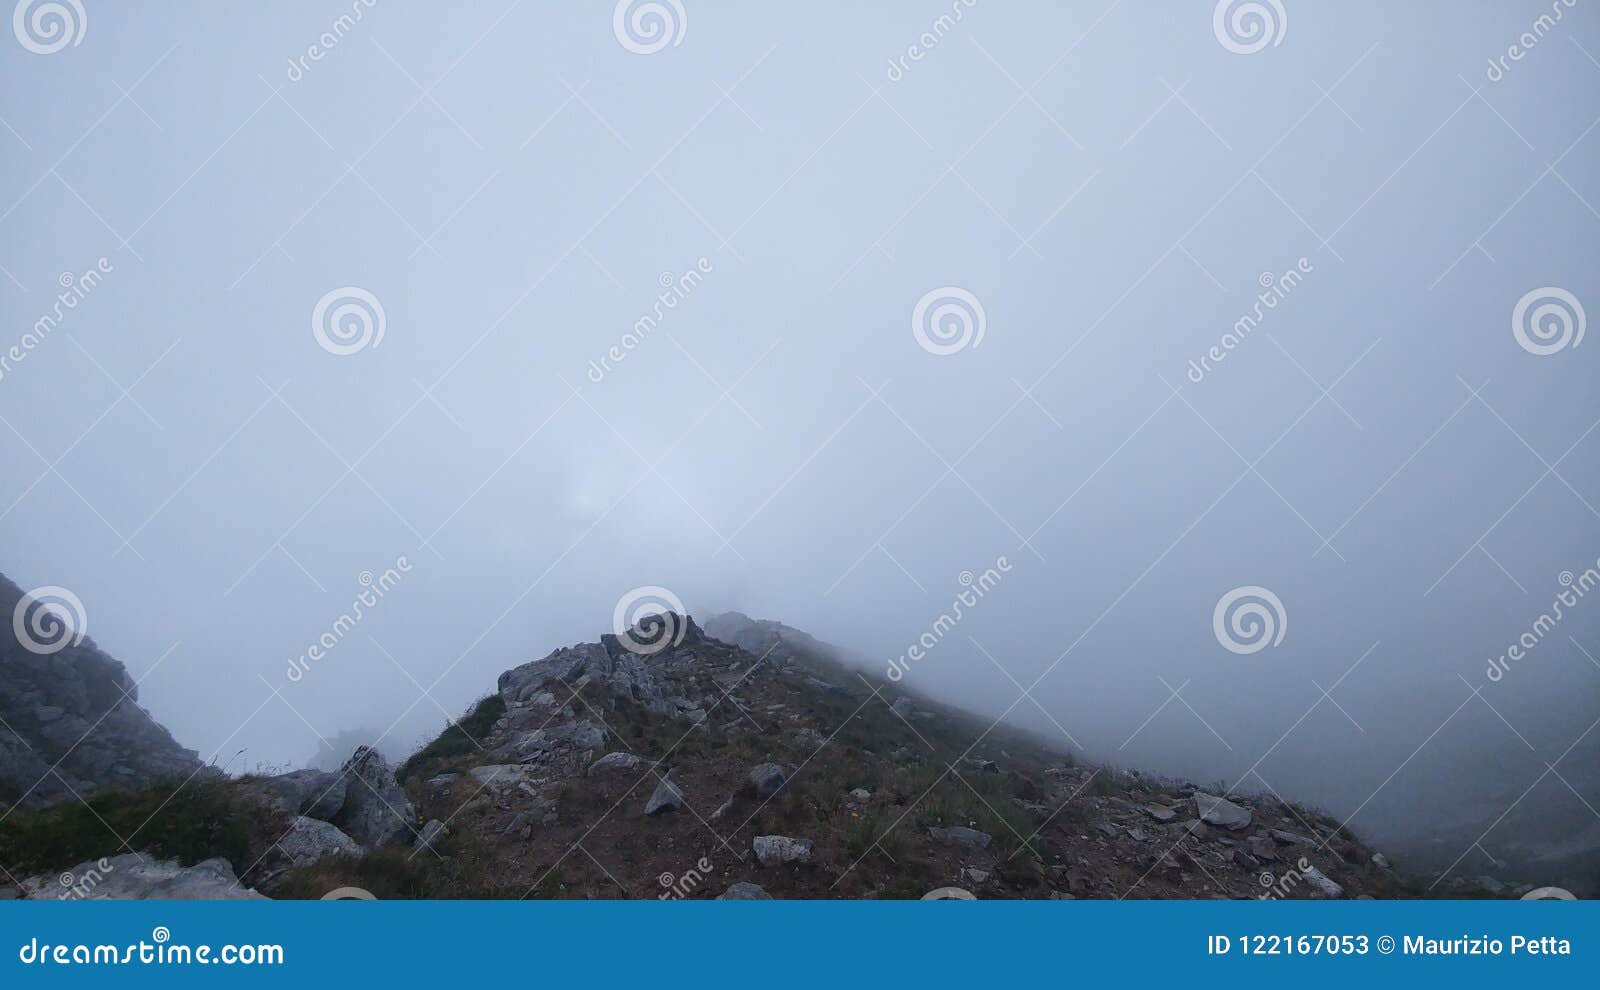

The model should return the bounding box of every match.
[0,606,1504,899]
[0,574,201,809]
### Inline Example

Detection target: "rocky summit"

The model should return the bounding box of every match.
[0,603,1518,900]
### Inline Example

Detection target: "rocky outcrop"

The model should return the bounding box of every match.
[240,768,346,821]
[332,746,417,848]
[0,575,202,808]
[22,853,265,900]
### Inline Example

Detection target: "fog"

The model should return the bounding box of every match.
[3,2,1597,870]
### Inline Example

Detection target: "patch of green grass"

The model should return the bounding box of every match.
[397,693,506,782]
[0,778,270,877]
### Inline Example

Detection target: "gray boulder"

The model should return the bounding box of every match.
[587,752,643,775]
[276,816,362,869]
[23,853,264,900]
[928,825,993,849]
[414,819,447,853]
[719,881,772,899]
[1302,865,1345,899]
[645,776,683,815]
[753,835,814,866]
[333,746,417,848]
[242,769,346,821]
[1193,792,1252,831]
[1144,803,1178,823]
[748,762,786,799]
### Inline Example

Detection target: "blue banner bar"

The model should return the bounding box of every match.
[2,901,1590,987]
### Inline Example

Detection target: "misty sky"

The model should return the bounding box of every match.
[2,1,1598,858]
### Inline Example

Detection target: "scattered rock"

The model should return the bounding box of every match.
[963,867,992,885]
[1232,847,1260,869]
[587,752,643,775]
[1193,792,1252,831]
[748,762,787,799]
[753,835,814,866]
[719,881,772,900]
[1178,819,1210,840]
[645,776,683,815]
[1371,852,1390,870]
[23,853,264,900]
[1268,828,1314,846]
[1127,827,1150,843]
[710,796,734,821]
[1095,822,1120,839]
[1144,803,1177,823]
[928,826,993,849]
[890,697,914,718]
[1303,866,1345,899]
[1247,835,1279,862]
[962,758,999,774]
